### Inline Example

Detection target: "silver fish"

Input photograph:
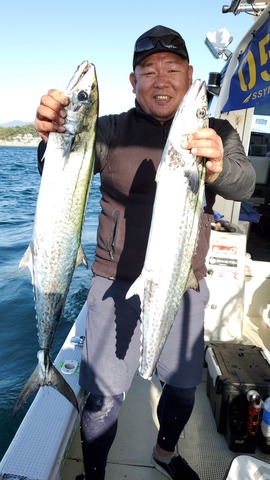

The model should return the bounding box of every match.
[126,80,208,380]
[14,61,99,414]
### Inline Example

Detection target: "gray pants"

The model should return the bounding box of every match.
[79,275,209,395]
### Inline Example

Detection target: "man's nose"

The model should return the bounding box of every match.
[153,73,169,87]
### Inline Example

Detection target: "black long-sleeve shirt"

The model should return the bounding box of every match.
[38,104,256,282]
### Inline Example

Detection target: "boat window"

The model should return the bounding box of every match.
[244,104,270,262]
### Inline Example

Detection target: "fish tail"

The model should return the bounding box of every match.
[14,350,78,415]
[138,364,153,381]
[14,363,42,415]
[46,361,79,412]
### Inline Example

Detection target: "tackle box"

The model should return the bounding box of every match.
[205,343,270,453]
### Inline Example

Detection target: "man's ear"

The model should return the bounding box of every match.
[188,65,193,87]
[129,72,136,94]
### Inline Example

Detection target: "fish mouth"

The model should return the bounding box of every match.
[76,62,91,85]
[66,60,93,92]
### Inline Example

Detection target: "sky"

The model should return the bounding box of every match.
[0,0,256,124]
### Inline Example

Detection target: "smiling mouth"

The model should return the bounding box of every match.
[154,95,171,101]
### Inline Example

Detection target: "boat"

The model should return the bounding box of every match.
[1,1,270,478]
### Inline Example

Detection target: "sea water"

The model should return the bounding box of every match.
[0,146,100,459]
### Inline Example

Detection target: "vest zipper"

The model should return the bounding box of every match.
[109,210,119,260]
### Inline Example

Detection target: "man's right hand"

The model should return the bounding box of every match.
[35,89,70,142]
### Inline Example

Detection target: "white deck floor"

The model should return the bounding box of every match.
[62,366,270,480]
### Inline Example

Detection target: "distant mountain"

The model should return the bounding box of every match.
[0,120,34,127]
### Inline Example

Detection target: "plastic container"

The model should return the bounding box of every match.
[245,390,262,453]
[246,390,262,437]
[259,397,270,453]
[261,397,270,438]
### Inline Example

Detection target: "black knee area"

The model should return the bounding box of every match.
[81,392,124,443]
[80,393,125,479]
[159,383,196,410]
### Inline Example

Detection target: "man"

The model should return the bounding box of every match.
[35,25,255,480]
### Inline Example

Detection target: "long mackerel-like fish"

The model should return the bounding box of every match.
[127,80,208,380]
[14,61,98,414]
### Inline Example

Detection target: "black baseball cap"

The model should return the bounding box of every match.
[133,25,189,70]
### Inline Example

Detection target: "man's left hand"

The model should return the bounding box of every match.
[181,128,223,182]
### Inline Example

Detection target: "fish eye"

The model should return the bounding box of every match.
[77,90,89,101]
[196,107,207,119]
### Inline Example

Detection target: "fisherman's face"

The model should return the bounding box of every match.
[130,52,193,123]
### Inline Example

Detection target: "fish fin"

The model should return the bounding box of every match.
[14,350,78,415]
[186,269,200,292]
[155,160,164,183]
[75,244,88,269]
[126,274,144,301]
[202,187,206,209]
[18,244,33,276]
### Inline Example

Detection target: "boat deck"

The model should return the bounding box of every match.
[62,365,270,480]
[1,261,270,480]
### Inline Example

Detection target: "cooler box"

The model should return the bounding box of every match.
[205,343,270,452]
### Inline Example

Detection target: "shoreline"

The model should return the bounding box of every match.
[0,139,39,148]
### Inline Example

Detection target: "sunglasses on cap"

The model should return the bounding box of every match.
[134,34,186,53]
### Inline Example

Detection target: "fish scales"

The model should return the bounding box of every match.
[126,80,208,380]
[14,61,98,414]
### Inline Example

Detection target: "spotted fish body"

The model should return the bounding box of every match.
[126,80,208,380]
[14,61,99,414]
